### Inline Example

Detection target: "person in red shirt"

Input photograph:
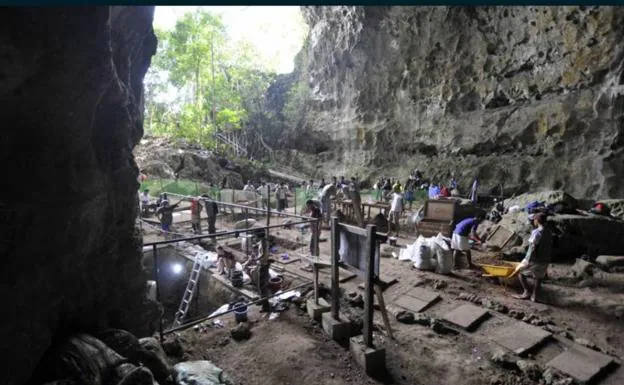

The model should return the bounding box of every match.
[440,184,450,198]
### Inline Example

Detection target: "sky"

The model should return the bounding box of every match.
[153,6,308,74]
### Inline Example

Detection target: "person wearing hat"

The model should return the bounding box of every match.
[155,199,182,239]
[512,213,553,302]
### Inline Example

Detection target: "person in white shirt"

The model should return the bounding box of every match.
[276,183,288,215]
[243,180,254,191]
[388,187,403,236]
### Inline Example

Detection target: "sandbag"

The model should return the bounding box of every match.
[413,236,435,270]
[433,234,453,274]
[174,360,233,385]
[398,244,415,261]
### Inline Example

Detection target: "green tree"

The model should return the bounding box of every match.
[145,9,280,154]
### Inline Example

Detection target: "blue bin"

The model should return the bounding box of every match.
[233,302,248,323]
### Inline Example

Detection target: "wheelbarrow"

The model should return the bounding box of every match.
[476,261,521,286]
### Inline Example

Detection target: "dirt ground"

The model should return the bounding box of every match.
[152,206,624,385]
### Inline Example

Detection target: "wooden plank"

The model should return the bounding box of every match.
[363,224,376,347]
[338,222,369,237]
[374,283,393,340]
[330,216,340,319]
[442,304,489,331]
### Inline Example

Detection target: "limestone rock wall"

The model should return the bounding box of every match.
[0,7,157,385]
[297,6,624,198]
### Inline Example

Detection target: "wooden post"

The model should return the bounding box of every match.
[266,185,271,227]
[259,229,270,312]
[330,216,340,320]
[314,217,320,257]
[363,224,376,348]
[231,189,235,217]
[313,264,319,305]
[374,283,394,340]
[244,208,249,259]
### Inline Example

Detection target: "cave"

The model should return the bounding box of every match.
[0,7,158,385]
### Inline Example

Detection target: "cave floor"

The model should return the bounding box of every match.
[165,223,623,385]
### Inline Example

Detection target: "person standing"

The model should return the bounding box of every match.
[275,183,287,215]
[512,213,553,302]
[387,186,404,236]
[305,200,322,257]
[318,182,337,225]
[202,194,218,234]
[470,178,479,203]
[140,189,150,215]
[190,196,203,234]
[404,177,415,210]
[451,215,484,269]
[155,200,182,239]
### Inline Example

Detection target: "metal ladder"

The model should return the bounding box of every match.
[174,253,203,326]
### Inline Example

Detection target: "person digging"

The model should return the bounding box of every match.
[451,214,484,269]
[216,245,236,277]
[511,213,553,302]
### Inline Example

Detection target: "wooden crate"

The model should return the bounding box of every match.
[423,199,456,221]
[418,219,452,237]
[416,199,456,237]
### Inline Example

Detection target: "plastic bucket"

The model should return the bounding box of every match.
[233,302,248,323]
[230,270,244,288]
[268,276,283,293]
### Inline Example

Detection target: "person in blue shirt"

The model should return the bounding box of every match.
[451,215,484,269]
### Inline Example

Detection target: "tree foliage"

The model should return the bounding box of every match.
[145,10,277,150]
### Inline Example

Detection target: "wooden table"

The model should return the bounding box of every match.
[361,201,390,220]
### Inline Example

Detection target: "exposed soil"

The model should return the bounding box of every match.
[155,206,624,385]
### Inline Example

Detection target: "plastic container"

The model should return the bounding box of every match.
[230,270,244,288]
[268,276,283,293]
[233,302,248,323]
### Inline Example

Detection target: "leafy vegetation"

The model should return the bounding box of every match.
[145,10,277,150]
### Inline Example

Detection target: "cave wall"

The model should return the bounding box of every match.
[296,6,624,198]
[0,7,157,385]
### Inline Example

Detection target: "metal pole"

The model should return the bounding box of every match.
[330,216,340,320]
[363,224,376,348]
[153,244,164,342]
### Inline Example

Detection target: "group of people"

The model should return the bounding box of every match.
[450,210,553,302]
[139,190,220,239]
[243,180,292,215]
